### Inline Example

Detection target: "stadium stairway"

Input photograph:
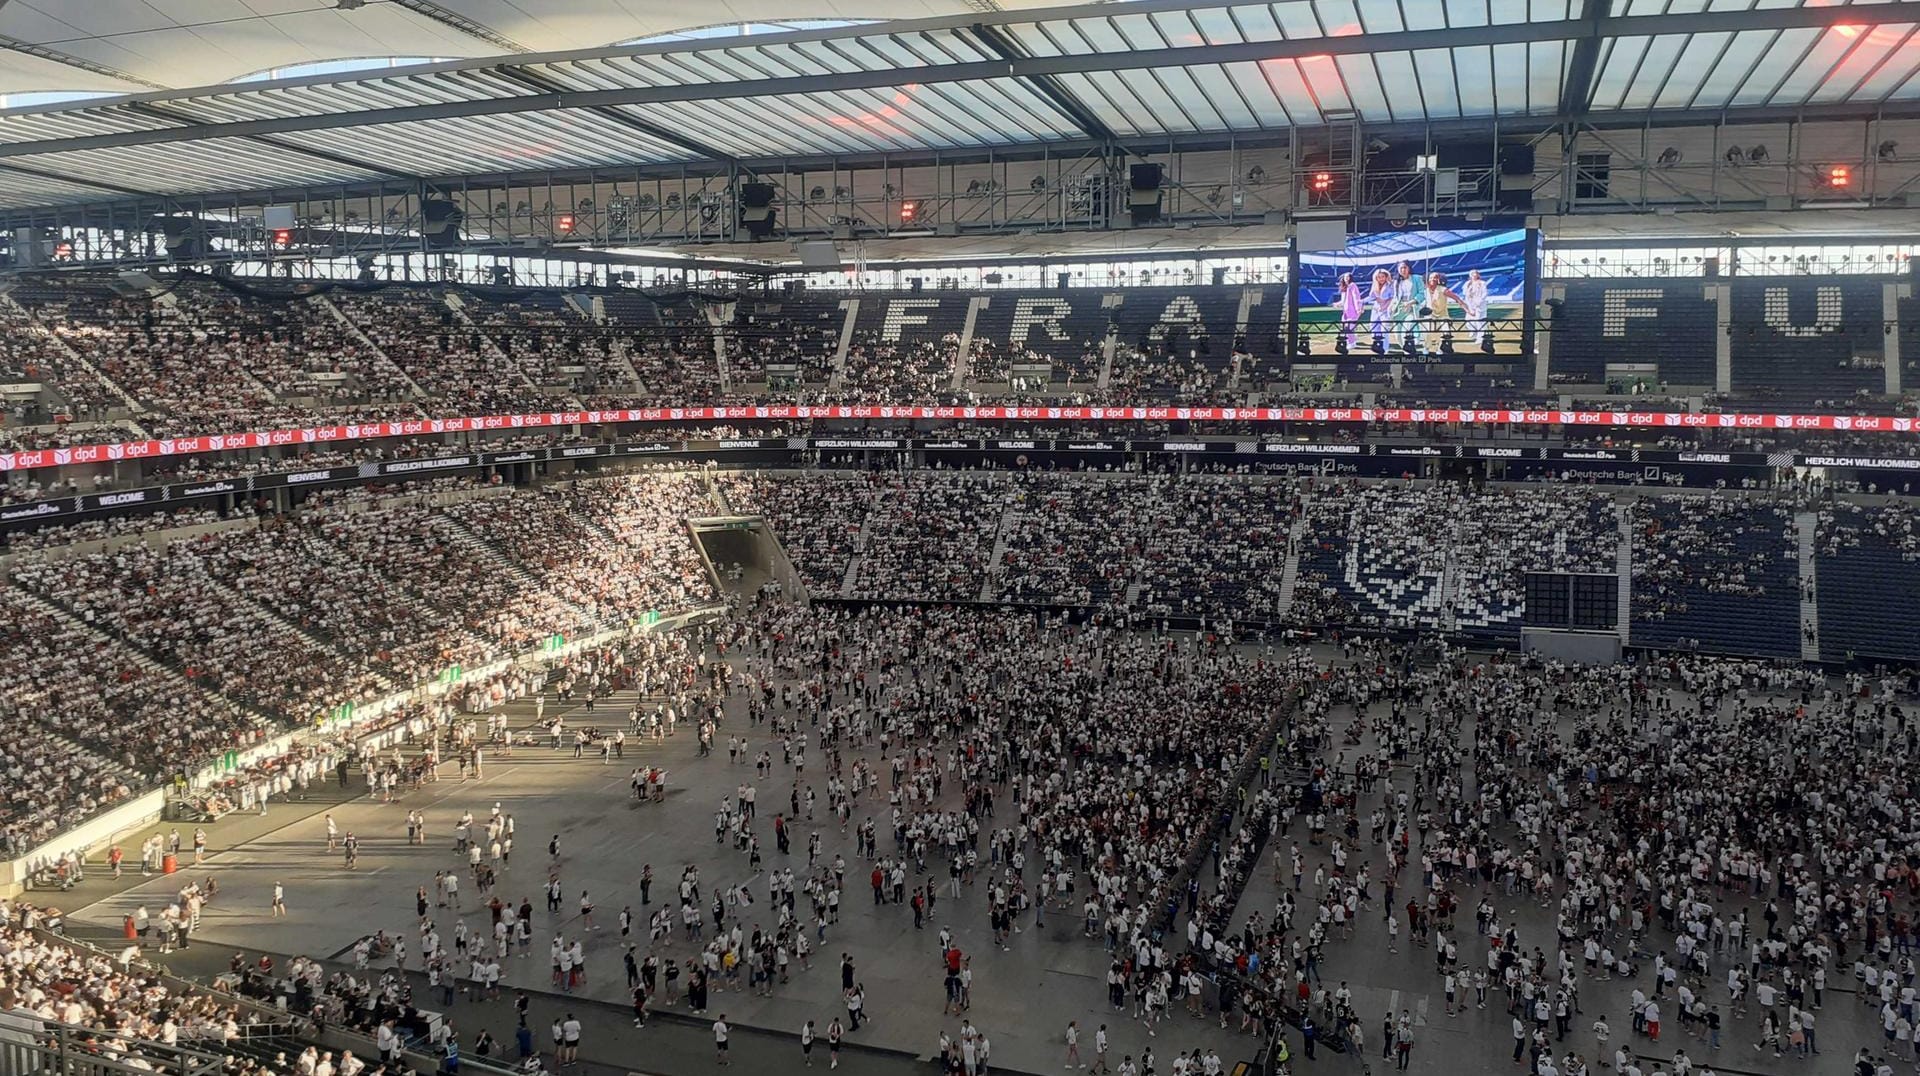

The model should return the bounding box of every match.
[312,295,428,400]
[162,291,288,406]
[1795,510,1821,661]
[441,510,659,637]
[949,296,987,392]
[4,581,282,727]
[442,292,547,397]
[561,502,623,545]
[1273,495,1309,622]
[837,506,869,598]
[0,292,151,421]
[223,580,400,694]
[977,498,1018,602]
[708,305,734,395]
[827,297,859,391]
[607,328,648,391]
[440,513,575,610]
[1439,514,1464,634]
[1615,500,1635,645]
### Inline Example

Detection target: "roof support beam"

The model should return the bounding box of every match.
[0,34,166,90]
[382,0,531,53]
[5,3,1912,161]
[123,103,420,182]
[0,22,1599,158]
[968,23,1117,145]
[22,103,1920,222]
[0,160,152,197]
[1558,0,1609,119]
[494,69,740,165]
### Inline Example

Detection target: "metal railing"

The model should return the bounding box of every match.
[0,1017,227,1076]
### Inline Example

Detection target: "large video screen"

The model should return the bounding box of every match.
[1295,228,1530,358]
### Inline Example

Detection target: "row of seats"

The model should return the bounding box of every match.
[0,584,266,792]
[7,277,1919,446]
[1630,494,1800,658]
[5,463,1913,858]
[1814,502,1920,662]
[0,471,723,847]
[732,472,1622,634]
[726,472,1839,654]
[719,469,1010,600]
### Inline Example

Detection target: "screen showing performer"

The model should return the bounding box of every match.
[1295,228,1528,358]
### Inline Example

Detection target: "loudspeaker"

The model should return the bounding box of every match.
[1295,218,1349,252]
[1056,272,1070,290]
[909,278,924,292]
[1496,186,1534,211]
[158,216,211,260]
[420,199,463,248]
[1704,256,1720,278]
[794,239,839,267]
[10,227,47,268]
[108,270,160,296]
[1211,267,1226,286]
[1128,163,1164,224]
[1499,145,1535,176]
[738,182,777,239]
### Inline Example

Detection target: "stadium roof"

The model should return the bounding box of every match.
[2,0,1919,208]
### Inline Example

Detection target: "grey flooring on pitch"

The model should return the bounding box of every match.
[63,637,1901,1076]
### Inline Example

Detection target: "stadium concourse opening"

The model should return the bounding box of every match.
[7,3,1920,1076]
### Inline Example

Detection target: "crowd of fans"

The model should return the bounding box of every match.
[0,899,298,1068]
[624,331,723,402]
[0,419,147,453]
[1812,502,1920,662]
[437,476,719,626]
[0,469,725,854]
[592,592,1919,1075]
[1297,483,1453,629]
[4,456,1920,1076]
[990,473,1143,610]
[1449,488,1619,627]
[1132,475,1297,623]
[192,486,500,685]
[839,334,957,400]
[1175,642,1920,1076]
[13,537,393,719]
[30,288,286,433]
[715,470,867,594]
[5,277,1920,472]
[715,470,1902,653]
[0,584,266,791]
[966,338,1104,387]
[1816,502,1920,562]
[1105,344,1226,403]
[0,288,138,419]
[17,275,1920,1076]
[326,292,546,415]
[851,471,1010,601]
[1632,495,1796,630]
